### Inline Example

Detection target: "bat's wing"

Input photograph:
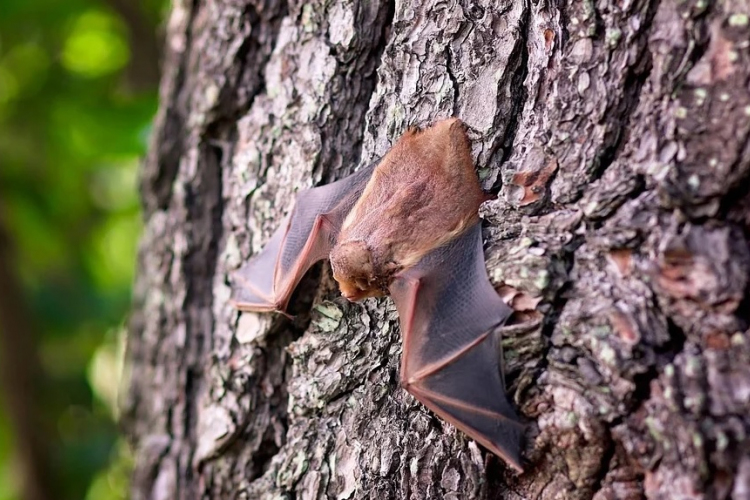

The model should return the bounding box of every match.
[232,162,377,313]
[389,222,524,471]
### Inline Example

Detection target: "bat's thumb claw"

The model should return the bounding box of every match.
[279,310,295,320]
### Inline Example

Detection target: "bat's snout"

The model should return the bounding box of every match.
[336,277,385,302]
[338,281,367,302]
[341,290,361,302]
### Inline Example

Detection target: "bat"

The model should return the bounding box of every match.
[232,118,524,471]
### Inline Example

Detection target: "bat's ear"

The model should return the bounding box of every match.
[444,116,466,130]
[443,118,471,150]
[404,125,422,137]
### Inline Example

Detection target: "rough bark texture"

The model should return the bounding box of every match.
[124,0,750,498]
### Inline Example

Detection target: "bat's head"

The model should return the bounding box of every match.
[330,239,389,301]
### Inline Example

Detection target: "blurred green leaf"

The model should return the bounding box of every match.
[62,10,130,78]
[84,441,133,500]
[0,0,166,498]
[2,42,50,96]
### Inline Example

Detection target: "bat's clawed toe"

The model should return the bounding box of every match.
[398,372,414,392]
[271,297,286,312]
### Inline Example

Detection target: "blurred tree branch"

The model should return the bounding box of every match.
[0,210,55,500]
[105,0,163,90]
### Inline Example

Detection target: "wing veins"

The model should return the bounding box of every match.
[233,272,275,305]
[407,331,490,384]
[405,384,524,472]
[270,217,291,300]
[231,300,276,313]
[408,383,523,428]
[399,278,421,379]
[275,214,328,310]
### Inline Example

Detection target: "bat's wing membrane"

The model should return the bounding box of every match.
[233,162,377,313]
[389,222,524,471]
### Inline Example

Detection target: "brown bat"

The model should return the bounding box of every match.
[232,118,524,471]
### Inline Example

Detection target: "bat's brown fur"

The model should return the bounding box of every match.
[330,118,486,301]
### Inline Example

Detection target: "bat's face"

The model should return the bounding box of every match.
[329,239,390,301]
[328,118,484,303]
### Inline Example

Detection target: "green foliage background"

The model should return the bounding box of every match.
[0,0,167,498]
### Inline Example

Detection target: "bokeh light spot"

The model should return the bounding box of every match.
[62,11,130,78]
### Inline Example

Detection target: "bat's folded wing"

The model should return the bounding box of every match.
[232,162,377,313]
[389,222,524,471]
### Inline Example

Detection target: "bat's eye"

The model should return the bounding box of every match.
[355,278,369,291]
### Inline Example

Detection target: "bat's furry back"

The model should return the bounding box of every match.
[331,118,487,299]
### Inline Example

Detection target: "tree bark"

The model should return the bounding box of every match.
[124,0,750,498]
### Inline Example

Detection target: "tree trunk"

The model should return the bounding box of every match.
[124,0,750,498]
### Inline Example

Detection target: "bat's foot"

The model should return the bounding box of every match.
[277,308,295,320]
